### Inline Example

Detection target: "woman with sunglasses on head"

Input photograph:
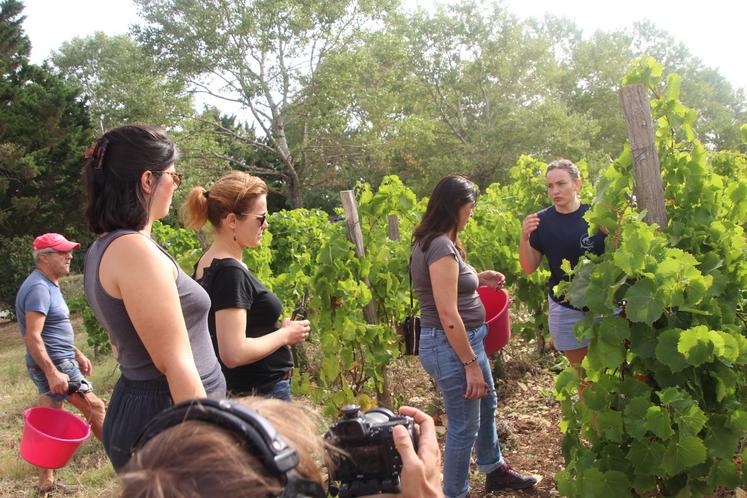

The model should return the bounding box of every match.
[181,171,311,401]
[411,175,538,498]
[82,125,226,471]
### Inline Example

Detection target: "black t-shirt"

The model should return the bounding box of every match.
[197,258,292,395]
[529,204,606,308]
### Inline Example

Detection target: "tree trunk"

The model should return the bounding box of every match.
[273,115,304,208]
[619,84,667,229]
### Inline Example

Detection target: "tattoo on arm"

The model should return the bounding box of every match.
[448,325,454,329]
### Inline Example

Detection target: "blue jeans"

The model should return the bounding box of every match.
[419,323,503,498]
[265,378,291,401]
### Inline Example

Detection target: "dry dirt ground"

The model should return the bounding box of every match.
[390,337,565,498]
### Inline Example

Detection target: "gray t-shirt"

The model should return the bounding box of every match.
[16,270,76,366]
[410,234,485,329]
[83,230,223,393]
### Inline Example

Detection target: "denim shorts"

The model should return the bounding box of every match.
[548,297,590,351]
[27,358,93,403]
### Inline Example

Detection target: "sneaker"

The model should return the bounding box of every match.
[485,463,540,491]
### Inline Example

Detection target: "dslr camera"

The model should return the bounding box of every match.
[325,404,418,498]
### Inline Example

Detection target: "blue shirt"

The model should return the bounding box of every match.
[15,270,75,365]
[529,204,606,308]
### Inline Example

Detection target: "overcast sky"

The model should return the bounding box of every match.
[22,0,747,91]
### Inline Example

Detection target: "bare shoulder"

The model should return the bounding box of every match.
[100,233,175,296]
[106,233,166,262]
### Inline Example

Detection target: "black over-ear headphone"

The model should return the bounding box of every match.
[132,398,326,498]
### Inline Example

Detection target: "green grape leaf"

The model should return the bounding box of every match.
[625,279,665,325]
[673,403,707,437]
[716,331,739,363]
[587,316,630,371]
[646,406,675,439]
[656,329,690,373]
[582,383,609,411]
[563,259,593,309]
[620,377,652,401]
[613,226,654,275]
[632,473,657,495]
[729,409,747,432]
[629,322,657,359]
[554,367,580,398]
[580,468,632,498]
[627,440,665,474]
[677,326,715,366]
[596,409,624,443]
[585,260,626,313]
[704,419,740,460]
[556,469,576,497]
[708,460,739,489]
[662,436,707,476]
[624,397,652,439]
[658,386,688,405]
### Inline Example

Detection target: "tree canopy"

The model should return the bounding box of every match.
[0,0,94,310]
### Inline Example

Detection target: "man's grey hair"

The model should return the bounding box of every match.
[32,248,57,265]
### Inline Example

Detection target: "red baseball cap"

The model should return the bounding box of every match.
[32,233,81,252]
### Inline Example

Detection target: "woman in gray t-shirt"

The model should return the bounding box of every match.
[411,175,538,498]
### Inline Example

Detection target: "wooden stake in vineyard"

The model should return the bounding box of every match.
[619,83,668,229]
[340,190,393,408]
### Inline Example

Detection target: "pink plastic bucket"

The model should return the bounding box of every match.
[20,406,90,469]
[477,287,511,355]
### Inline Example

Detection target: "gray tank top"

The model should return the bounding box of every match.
[83,230,224,392]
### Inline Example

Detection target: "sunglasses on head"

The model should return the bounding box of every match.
[149,170,183,188]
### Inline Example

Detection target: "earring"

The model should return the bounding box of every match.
[232,226,237,242]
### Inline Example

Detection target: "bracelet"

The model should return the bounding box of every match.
[462,355,478,366]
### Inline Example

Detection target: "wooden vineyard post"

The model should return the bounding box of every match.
[340,191,392,408]
[619,83,668,229]
[387,215,400,242]
[340,191,378,324]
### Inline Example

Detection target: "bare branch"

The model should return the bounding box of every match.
[188,80,245,105]
[191,116,277,154]
[210,152,286,177]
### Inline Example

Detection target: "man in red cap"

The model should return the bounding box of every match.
[15,233,105,494]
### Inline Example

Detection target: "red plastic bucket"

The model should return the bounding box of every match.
[477,287,511,355]
[20,406,90,469]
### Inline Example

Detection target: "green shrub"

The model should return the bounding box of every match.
[0,235,35,319]
[69,296,111,357]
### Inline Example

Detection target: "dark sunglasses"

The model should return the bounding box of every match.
[239,212,268,226]
[150,170,183,188]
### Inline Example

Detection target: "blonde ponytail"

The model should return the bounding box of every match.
[180,186,210,230]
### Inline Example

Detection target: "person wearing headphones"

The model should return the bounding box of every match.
[118,397,443,498]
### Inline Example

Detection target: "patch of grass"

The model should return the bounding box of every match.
[0,317,118,497]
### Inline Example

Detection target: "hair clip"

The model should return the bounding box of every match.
[94,137,109,170]
[84,143,97,160]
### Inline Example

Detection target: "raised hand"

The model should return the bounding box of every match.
[521,213,540,241]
